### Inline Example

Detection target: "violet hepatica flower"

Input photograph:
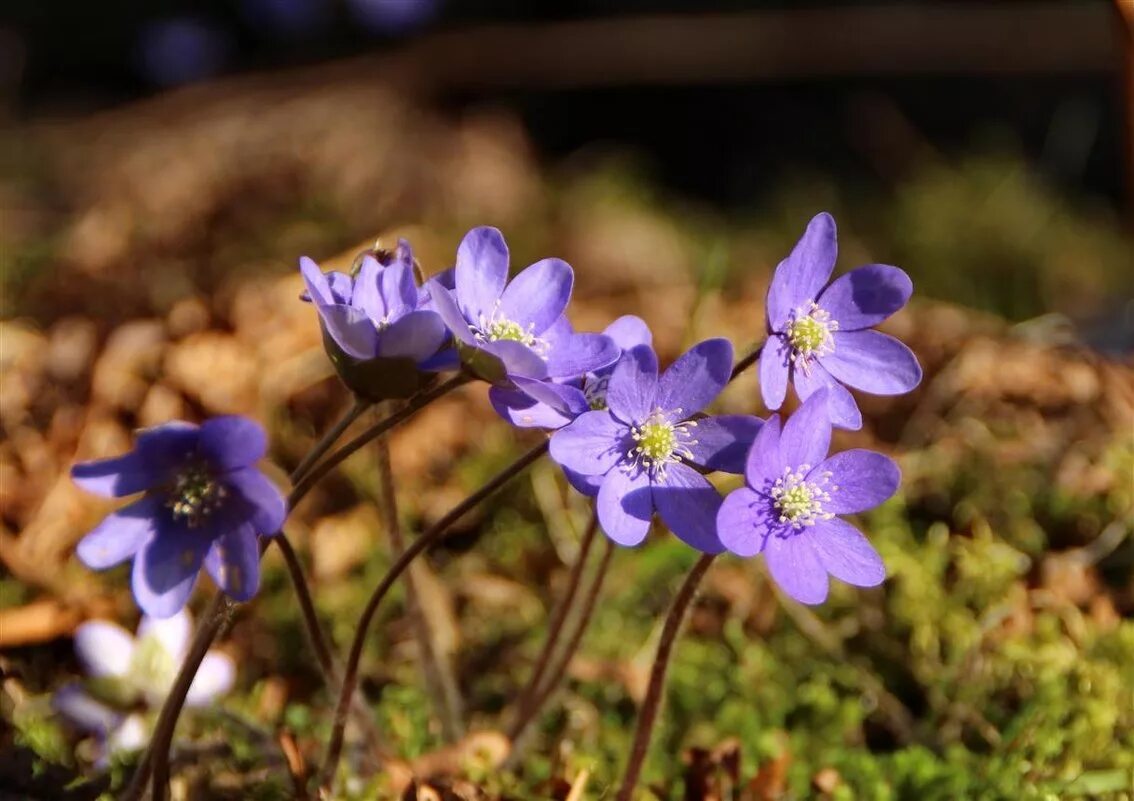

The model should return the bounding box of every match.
[760,212,922,430]
[301,239,451,398]
[550,340,761,552]
[428,226,619,386]
[717,390,896,604]
[53,610,234,764]
[71,417,286,618]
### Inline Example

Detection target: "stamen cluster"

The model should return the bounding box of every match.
[787,302,837,369]
[769,465,835,529]
[627,409,697,480]
[167,464,226,527]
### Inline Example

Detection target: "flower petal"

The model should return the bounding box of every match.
[489,386,574,429]
[226,467,286,534]
[132,527,208,619]
[717,487,773,557]
[487,340,548,380]
[822,331,922,395]
[779,389,832,469]
[565,468,602,497]
[685,415,763,474]
[427,282,476,345]
[511,376,589,420]
[204,525,261,602]
[200,416,267,472]
[377,309,447,362]
[72,423,199,497]
[136,608,193,663]
[817,264,912,330]
[73,621,135,678]
[758,336,790,412]
[299,256,335,305]
[545,333,619,379]
[766,212,838,331]
[794,363,863,431]
[53,685,121,734]
[75,494,161,570]
[744,414,783,491]
[656,338,733,416]
[653,463,724,553]
[107,714,148,754]
[549,410,626,476]
[379,260,418,318]
[186,652,236,706]
[597,467,653,547]
[764,532,829,605]
[350,255,387,322]
[819,449,900,514]
[603,315,652,350]
[499,257,573,335]
[317,304,381,360]
[455,226,509,322]
[606,344,658,424]
[808,517,886,588]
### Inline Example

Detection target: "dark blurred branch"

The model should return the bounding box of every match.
[1114,0,1134,231]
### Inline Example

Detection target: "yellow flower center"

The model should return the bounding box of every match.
[770,466,835,529]
[627,409,697,480]
[167,465,226,528]
[786,302,837,365]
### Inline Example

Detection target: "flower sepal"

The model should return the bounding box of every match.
[321,325,437,401]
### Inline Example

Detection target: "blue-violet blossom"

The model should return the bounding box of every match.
[550,340,761,551]
[716,390,896,604]
[71,417,286,617]
[759,212,922,430]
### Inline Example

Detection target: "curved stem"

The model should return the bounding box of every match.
[276,533,337,681]
[506,535,613,764]
[729,342,765,382]
[290,398,371,485]
[507,512,599,741]
[288,374,469,508]
[317,439,550,795]
[616,553,716,801]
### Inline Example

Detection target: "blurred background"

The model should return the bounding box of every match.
[1,1,1132,799]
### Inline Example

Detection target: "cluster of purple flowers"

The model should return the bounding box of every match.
[71,213,919,624]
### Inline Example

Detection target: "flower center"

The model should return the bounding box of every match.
[167,464,226,528]
[474,305,545,353]
[127,635,177,702]
[626,408,697,480]
[770,465,835,529]
[786,302,837,367]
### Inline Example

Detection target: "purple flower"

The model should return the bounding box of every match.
[71,417,286,618]
[53,610,234,764]
[550,340,762,552]
[759,213,922,430]
[427,227,619,386]
[301,240,450,375]
[716,390,896,604]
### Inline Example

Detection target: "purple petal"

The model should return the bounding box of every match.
[204,525,260,602]
[75,494,161,569]
[350,256,387,322]
[822,331,922,395]
[817,264,912,331]
[418,347,460,373]
[656,338,733,416]
[717,487,772,557]
[53,685,121,734]
[226,467,286,534]
[819,449,900,514]
[512,376,589,419]
[808,517,886,588]
[427,283,476,345]
[498,257,573,335]
[766,212,838,331]
[107,714,148,755]
[489,386,574,429]
[545,333,619,379]
[73,621,135,677]
[758,336,790,412]
[376,309,447,362]
[488,340,548,380]
[779,389,832,469]
[603,315,652,350]
[379,260,418,318]
[136,609,192,663]
[317,303,380,360]
[685,415,763,474]
[744,414,783,490]
[132,528,208,618]
[72,422,199,497]
[794,363,863,430]
[326,272,353,304]
[606,345,658,424]
[764,532,829,605]
[597,467,653,547]
[549,410,626,476]
[199,416,267,472]
[455,226,509,322]
[299,256,335,305]
[565,468,602,497]
[653,463,724,553]
[186,652,236,706]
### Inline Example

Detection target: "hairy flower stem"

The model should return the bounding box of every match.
[317,439,551,795]
[730,342,765,381]
[505,536,613,766]
[374,403,465,741]
[289,397,371,485]
[289,374,470,504]
[506,512,599,741]
[616,553,717,801]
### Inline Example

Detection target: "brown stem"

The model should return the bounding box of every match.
[616,553,716,801]
[374,403,465,741]
[317,439,550,795]
[729,343,765,382]
[506,535,613,764]
[506,512,599,741]
[276,533,336,680]
[289,398,371,485]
